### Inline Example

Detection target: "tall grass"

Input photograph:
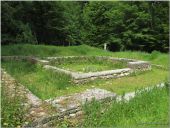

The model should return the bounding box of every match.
[1,44,169,68]
[1,83,27,127]
[50,57,127,72]
[112,50,169,68]
[1,44,168,99]
[1,44,169,127]
[1,60,72,99]
[1,44,109,57]
[83,84,169,127]
[2,60,168,99]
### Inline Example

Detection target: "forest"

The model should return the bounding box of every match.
[1,1,169,52]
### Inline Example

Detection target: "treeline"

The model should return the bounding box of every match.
[2,1,169,52]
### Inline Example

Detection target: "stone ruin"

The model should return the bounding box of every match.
[44,56,151,83]
[1,56,151,84]
[1,55,152,127]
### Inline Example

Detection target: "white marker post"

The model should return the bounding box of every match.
[104,43,107,51]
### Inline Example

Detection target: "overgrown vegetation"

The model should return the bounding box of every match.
[2,1,169,52]
[1,44,169,127]
[2,44,169,68]
[2,59,168,100]
[83,84,169,127]
[1,45,168,99]
[1,60,71,99]
[1,83,27,127]
[50,57,127,72]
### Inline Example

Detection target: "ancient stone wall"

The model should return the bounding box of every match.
[44,56,151,83]
[128,61,151,71]
[1,58,162,127]
[1,56,49,65]
[1,56,151,83]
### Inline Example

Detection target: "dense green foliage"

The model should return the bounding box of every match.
[83,85,169,127]
[2,1,169,52]
[82,1,169,52]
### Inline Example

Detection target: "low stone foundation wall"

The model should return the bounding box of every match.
[1,55,151,83]
[44,56,151,83]
[43,65,133,83]
[29,82,166,127]
[26,88,116,127]
[73,68,132,83]
[128,61,151,71]
[1,56,49,65]
[1,57,163,127]
[46,56,136,63]
[26,107,83,127]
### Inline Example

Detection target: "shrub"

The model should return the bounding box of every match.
[150,50,161,60]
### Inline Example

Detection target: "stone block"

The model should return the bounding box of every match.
[128,61,151,70]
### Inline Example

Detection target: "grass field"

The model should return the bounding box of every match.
[50,57,127,73]
[1,44,168,100]
[2,60,168,100]
[59,63,114,72]
[1,44,169,127]
[2,44,168,68]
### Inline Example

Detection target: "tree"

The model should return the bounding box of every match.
[1,1,169,52]
[81,1,169,52]
[1,1,37,44]
[28,1,66,45]
[62,1,82,46]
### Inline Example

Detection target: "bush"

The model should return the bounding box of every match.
[150,50,161,60]
[107,37,122,51]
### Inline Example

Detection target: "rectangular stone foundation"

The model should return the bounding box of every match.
[1,56,152,83]
[43,65,133,83]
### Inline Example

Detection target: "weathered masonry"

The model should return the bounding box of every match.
[44,56,151,83]
[1,56,151,83]
[1,56,153,127]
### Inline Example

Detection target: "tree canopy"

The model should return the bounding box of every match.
[1,1,169,52]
